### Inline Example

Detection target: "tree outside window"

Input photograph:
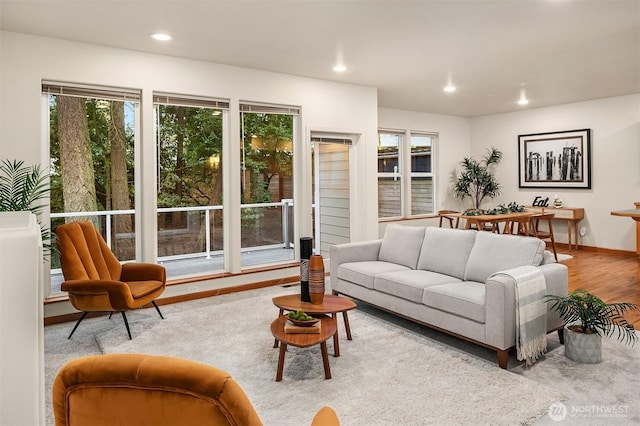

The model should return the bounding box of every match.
[49,93,137,267]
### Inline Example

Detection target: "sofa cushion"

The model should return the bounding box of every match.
[374,270,462,303]
[464,231,546,283]
[337,261,410,289]
[417,228,476,279]
[378,224,425,270]
[422,282,486,323]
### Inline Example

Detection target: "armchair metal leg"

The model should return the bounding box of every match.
[152,301,165,319]
[121,311,132,340]
[68,312,89,339]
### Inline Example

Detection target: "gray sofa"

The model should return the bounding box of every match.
[330,225,568,368]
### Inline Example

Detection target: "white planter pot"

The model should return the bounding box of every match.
[564,325,602,364]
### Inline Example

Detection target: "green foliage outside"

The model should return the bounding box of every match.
[49,97,136,214]
[156,105,223,208]
[50,99,293,212]
[241,112,293,203]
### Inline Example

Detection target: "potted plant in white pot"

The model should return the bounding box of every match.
[545,289,638,363]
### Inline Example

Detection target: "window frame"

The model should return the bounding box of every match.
[44,82,142,296]
[377,130,404,219]
[152,92,229,278]
[377,129,438,221]
[409,131,436,217]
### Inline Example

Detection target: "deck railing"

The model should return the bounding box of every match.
[50,200,295,272]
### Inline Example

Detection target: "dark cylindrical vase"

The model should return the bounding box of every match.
[299,237,312,302]
[309,254,325,305]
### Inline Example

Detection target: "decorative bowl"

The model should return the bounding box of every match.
[287,316,320,327]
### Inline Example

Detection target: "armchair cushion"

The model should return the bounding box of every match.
[55,221,122,280]
[127,280,165,300]
[121,262,166,283]
[53,354,263,426]
[53,354,339,426]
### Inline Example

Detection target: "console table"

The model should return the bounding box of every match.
[610,202,640,255]
[525,206,585,250]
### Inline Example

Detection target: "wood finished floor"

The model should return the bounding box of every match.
[559,245,640,327]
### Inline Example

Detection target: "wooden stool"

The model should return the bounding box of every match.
[438,210,460,228]
[270,315,337,381]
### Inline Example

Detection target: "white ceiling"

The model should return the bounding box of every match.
[1,0,638,117]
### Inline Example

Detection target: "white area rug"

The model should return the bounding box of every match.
[45,285,639,425]
[88,287,564,425]
[514,332,640,425]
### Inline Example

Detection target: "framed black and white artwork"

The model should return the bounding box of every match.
[518,129,591,189]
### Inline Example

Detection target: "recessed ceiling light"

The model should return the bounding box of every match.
[517,98,529,106]
[443,85,457,93]
[151,33,172,41]
[333,65,347,72]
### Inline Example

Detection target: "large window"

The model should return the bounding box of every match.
[45,82,302,292]
[46,82,140,294]
[378,132,402,218]
[154,93,228,278]
[410,132,434,216]
[377,130,437,219]
[239,103,298,267]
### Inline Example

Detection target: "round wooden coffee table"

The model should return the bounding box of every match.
[272,294,356,357]
[270,315,336,381]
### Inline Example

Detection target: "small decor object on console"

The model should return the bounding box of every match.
[552,195,564,208]
[532,196,550,207]
[309,254,325,305]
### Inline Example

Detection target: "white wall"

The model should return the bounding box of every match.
[0,213,44,426]
[470,94,640,251]
[377,107,471,236]
[0,31,380,314]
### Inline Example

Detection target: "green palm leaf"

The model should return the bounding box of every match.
[0,159,54,257]
[545,289,638,346]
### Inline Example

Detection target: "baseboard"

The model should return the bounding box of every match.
[44,276,300,326]
[556,242,636,256]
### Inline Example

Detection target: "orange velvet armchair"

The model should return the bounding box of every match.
[55,221,166,340]
[53,354,340,426]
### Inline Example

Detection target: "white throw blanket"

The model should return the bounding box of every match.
[490,265,547,366]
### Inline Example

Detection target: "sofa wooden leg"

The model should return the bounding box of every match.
[557,328,564,344]
[497,349,509,369]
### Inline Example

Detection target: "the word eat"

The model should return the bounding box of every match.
[532,196,550,207]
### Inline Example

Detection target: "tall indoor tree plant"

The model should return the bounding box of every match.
[453,147,503,211]
[546,289,638,363]
[0,159,53,255]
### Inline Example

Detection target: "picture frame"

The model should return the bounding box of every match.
[518,129,591,189]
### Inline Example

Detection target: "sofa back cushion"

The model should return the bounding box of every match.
[378,224,425,269]
[417,228,477,280]
[464,231,546,283]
